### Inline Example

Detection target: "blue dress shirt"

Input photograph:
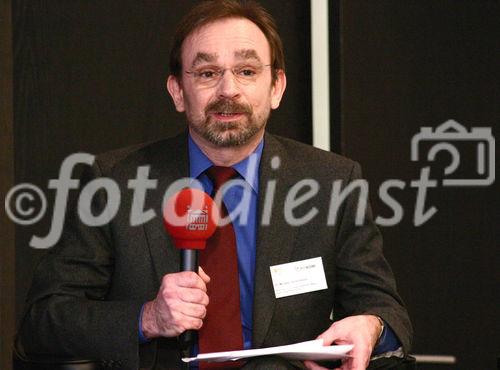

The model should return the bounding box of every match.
[188,135,262,349]
[140,134,401,355]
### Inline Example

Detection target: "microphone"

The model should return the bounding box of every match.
[162,188,219,349]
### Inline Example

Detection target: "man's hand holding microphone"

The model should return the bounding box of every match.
[140,189,219,343]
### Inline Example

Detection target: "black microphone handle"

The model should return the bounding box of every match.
[181,249,198,272]
[179,249,198,350]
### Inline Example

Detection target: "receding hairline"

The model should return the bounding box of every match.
[169,1,285,83]
[181,17,271,68]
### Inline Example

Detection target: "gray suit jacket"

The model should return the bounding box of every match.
[17,132,412,369]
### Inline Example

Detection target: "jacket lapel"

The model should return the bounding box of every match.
[252,133,298,347]
[142,132,189,285]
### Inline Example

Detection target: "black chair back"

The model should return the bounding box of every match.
[13,348,99,370]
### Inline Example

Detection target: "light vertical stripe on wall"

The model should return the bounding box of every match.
[311,0,330,151]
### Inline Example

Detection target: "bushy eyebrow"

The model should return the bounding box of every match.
[190,49,262,68]
[234,49,262,62]
[191,52,218,68]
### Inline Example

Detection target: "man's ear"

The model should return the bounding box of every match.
[270,69,287,110]
[166,75,185,112]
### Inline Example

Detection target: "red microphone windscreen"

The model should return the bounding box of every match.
[163,188,219,250]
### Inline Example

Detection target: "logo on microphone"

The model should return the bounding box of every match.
[186,206,209,231]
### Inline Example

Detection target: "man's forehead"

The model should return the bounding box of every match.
[181,18,270,67]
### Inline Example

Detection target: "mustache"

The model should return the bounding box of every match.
[205,99,252,114]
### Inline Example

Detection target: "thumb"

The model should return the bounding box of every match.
[198,266,211,284]
[317,323,344,346]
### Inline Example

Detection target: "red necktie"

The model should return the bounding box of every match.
[198,167,244,369]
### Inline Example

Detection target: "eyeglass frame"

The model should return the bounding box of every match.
[184,63,272,87]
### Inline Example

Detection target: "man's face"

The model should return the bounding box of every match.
[167,18,286,148]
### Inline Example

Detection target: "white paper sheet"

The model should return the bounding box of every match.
[182,339,353,363]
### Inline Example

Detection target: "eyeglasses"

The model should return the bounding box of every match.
[185,63,271,88]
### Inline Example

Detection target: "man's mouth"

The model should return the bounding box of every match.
[211,112,245,121]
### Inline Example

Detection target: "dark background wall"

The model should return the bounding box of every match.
[0,1,15,369]
[1,1,498,369]
[338,1,499,369]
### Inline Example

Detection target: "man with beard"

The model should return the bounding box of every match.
[16,1,412,369]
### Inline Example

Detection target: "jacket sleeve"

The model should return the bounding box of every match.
[16,160,144,370]
[332,162,413,354]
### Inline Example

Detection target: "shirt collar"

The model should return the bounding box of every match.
[188,134,263,193]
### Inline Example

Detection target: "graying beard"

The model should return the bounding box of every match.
[204,123,260,147]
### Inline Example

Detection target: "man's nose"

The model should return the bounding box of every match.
[216,70,241,99]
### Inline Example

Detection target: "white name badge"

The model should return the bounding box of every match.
[270,257,328,298]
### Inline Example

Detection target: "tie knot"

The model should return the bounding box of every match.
[206,166,237,192]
